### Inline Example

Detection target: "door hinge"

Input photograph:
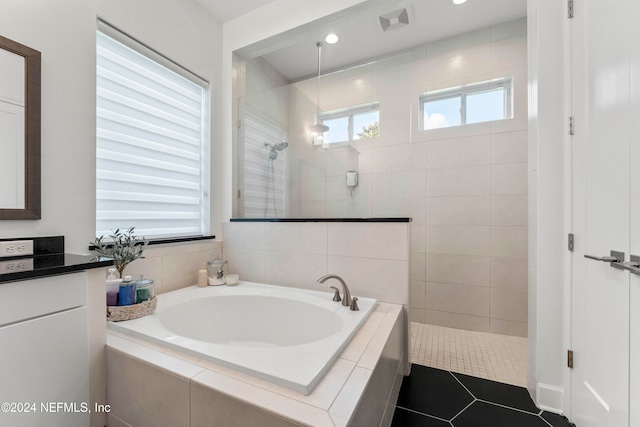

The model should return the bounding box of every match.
[236,119,241,129]
[237,189,241,199]
[568,233,574,252]
[567,0,574,18]
[568,116,575,135]
[568,350,574,369]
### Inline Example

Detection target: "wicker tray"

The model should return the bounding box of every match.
[107,297,157,322]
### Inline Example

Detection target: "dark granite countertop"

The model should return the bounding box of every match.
[0,254,113,284]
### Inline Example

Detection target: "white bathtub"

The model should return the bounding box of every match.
[107,281,377,395]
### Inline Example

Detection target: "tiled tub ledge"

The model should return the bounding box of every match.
[106,303,405,427]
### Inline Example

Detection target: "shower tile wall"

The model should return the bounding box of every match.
[237,19,528,336]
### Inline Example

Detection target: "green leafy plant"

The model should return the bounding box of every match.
[92,227,148,278]
[356,121,379,139]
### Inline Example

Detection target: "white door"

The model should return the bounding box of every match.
[570,0,632,426]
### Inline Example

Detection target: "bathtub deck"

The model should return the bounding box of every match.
[106,302,405,427]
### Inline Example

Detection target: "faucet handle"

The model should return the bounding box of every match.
[350,296,359,311]
[330,286,342,302]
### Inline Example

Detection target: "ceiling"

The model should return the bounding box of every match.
[194,0,277,23]
[239,0,527,81]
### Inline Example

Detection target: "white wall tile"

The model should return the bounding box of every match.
[426,196,491,226]
[426,165,491,197]
[424,310,490,333]
[410,281,426,309]
[222,248,266,283]
[327,256,408,305]
[491,257,528,290]
[491,226,528,258]
[491,288,528,322]
[222,222,266,250]
[491,35,527,71]
[371,197,412,217]
[411,197,427,225]
[410,308,426,323]
[411,252,426,282]
[490,319,527,337]
[491,130,528,164]
[410,225,426,253]
[265,251,328,290]
[411,170,426,197]
[491,162,528,195]
[491,17,527,42]
[426,135,491,169]
[372,171,412,199]
[425,254,490,286]
[425,226,491,256]
[410,141,427,170]
[372,145,412,173]
[426,42,491,85]
[425,282,490,317]
[491,194,528,225]
[266,222,327,254]
[328,223,409,261]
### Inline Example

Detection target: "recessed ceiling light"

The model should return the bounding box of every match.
[325,33,339,44]
[452,0,468,4]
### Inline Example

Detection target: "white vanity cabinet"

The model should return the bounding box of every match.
[0,273,90,427]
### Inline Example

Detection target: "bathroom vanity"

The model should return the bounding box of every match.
[0,238,111,427]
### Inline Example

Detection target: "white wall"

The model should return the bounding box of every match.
[527,0,568,414]
[0,0,223,253]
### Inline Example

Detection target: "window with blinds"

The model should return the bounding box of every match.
[96,23,209,240]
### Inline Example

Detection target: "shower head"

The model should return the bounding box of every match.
[265,141,288,161]
[274,141,288,151]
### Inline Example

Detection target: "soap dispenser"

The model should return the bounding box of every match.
[197,263,207,287]
[105,268,121,306]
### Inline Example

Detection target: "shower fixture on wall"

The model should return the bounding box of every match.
[264,140,289,160]
[264,140,288,218]
[308,41,329,143]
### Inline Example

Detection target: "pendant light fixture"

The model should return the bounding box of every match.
[308,41,329,142]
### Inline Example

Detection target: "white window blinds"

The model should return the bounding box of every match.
[96,26,209,240]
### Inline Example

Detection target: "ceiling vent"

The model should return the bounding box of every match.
[379,8,410,32]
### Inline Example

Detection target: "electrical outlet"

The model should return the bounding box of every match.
[0,258,34,273]
[0,240,34,258]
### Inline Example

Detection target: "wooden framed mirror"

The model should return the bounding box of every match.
[0,35,40,220]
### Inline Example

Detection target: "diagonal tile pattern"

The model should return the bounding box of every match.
[392,365,575,427]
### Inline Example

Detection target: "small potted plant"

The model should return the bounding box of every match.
[92,227,148,278]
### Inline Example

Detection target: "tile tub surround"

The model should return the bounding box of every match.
[222,220,411,375]
[119,239,222,295]
[106,302,404,427]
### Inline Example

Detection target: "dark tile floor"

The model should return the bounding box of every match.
[391,365,575,427]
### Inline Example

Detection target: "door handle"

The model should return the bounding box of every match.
[621,255,640,275]
[584,250,626,270]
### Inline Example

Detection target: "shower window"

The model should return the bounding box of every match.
[96,21,210,240]
[420,77,512,130]
[320,102,379,144]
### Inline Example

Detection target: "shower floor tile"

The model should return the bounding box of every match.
[409,322,527,387]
